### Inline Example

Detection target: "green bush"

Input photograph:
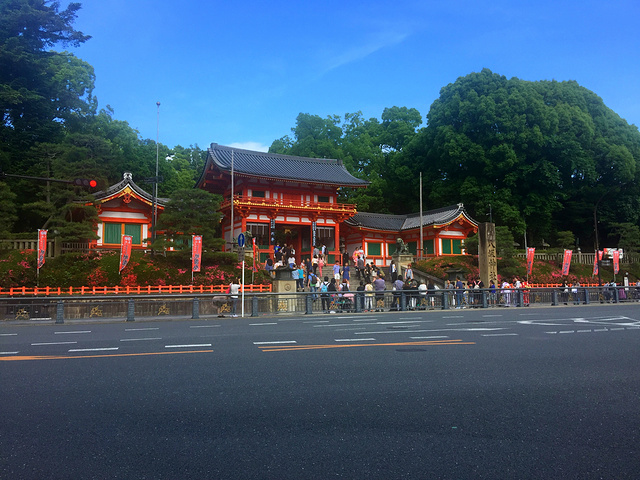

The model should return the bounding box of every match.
[0,249,271,288]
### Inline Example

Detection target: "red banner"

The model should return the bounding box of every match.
[37,229,47,269]
[593,250,604,276]
[119,235,132,272]
[526,247,535,276]
[561,249,572,276]
[252,237,257,272]
[192,235,202,272]
[613,250,620,274]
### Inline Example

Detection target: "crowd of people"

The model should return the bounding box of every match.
[257,244,640,312]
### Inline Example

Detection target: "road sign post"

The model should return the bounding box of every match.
[238,234,246,317]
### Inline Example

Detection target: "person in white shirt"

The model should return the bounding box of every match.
[229,279,240,317]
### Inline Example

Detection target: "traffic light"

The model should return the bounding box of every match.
[73,178,97,188]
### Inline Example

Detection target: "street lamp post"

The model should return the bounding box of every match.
[152,101,160,254]
[593,192,606,286]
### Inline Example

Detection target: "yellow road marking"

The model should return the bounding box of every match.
[0,350,213,362]
[259,339,475,352]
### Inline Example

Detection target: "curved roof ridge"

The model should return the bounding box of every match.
[205,143,370,187]
[94,172,168,205]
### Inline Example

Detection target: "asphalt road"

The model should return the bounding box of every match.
[2,304,640,479]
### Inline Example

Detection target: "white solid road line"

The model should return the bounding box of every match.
[165,344,212,348]
[253,341,297,345]
[481,333,518,337]
[410,336,449,339]
[32,341,77,346]
[69,347,119,352]
[120,338,162,342]
[334,338,376,342]
[55,331,91,334]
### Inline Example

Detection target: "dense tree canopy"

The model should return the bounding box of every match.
[154,189,223,251]
[0,1,207,236]
[1,3,638,254]
[406,69,640,248]
[271,70,640,251]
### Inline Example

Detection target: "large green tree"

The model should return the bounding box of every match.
[154,189,224,251]
[269,107,422,213]
[0,0,94,159]
[405,68,640,248]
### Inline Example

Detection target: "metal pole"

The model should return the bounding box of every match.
[152,101,160,252]
[419,172,424,260]
[230,150,234,250]
[241,258,245,317]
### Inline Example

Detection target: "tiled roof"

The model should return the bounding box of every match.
[93,172,168,205]
[345,204,478,232]
[204,143,370,187]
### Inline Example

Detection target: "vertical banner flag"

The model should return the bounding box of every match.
[192,235,202,272]
[593,250,604,275]
[312,221,317,249]
[37,229,47,269]
[119,235,133,273]
[612,250,620,275]
[561,249,572,276]
[526,247,535,276]
[252,237,257,272]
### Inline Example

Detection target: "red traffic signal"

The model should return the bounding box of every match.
[73,178,97,188]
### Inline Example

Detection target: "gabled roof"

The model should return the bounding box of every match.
[197,143,370,188]
[345,204,478,232]
[93,172,168,206]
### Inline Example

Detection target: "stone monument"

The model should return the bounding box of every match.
[478,222,497,287]
[272,267,298,312]
[392,238,414,280]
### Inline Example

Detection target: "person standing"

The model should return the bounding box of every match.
[405,264,413,281]
[364,280,374,311]
[392,274,404,310]
[427,279,436,309]
[356,255,365,280]
[333,261,341,282]
[328,278,338,313]
[320,276,331,312]
[364,263,372,284]
[390,260,398,283]
[229,278,241,317]
[297,264,305,291]
[356,280,366,311]
[455,277,464,309]
[373,274,386,311]
[446,279,455,307]
[343,261,350,283]
[308,270,318,299]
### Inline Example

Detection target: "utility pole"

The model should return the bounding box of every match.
[152,101,160,254]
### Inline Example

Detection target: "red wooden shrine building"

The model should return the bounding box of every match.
[90,172,166,250]
[195,143,478,266]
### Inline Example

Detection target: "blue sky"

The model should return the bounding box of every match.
[70,0,640,152]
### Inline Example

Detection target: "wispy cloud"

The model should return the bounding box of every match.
[321,30,410,74]
[228,141,270,152]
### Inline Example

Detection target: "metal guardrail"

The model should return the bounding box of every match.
[2,286,638,324]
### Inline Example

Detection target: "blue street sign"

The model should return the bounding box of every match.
[237,233,245,248]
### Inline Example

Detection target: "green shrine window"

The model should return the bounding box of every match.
[103,223,142,245]
[124,224,141,245]
[367,242,381,256]
[441,238,462,255]
[424,239,434,255]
